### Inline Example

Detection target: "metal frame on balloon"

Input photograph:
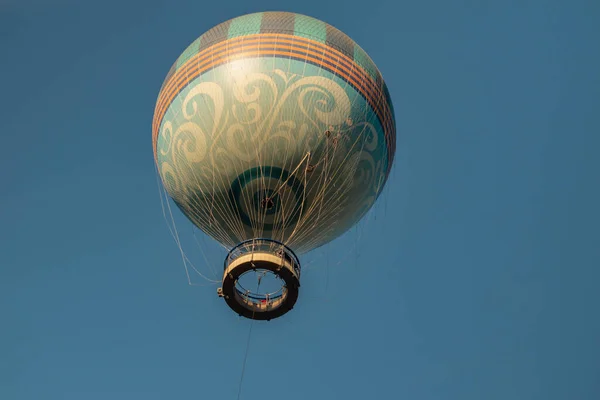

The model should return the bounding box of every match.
[217,238,301,320]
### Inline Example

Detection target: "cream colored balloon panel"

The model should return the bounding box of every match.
[157,58,388,252]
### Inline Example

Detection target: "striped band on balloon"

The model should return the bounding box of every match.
[152,33,395,174]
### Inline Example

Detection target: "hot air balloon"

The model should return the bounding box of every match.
[153,11,396,320]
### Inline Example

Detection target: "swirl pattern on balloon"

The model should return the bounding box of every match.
[153,12,396,254]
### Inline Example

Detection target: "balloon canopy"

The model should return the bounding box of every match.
[153,11,396,255]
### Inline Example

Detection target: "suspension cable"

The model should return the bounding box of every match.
[236,275,262,400]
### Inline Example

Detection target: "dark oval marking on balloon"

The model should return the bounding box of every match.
[228,166,305,231]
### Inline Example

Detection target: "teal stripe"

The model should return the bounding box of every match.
[294,14,326,43]
[228,12,263,38]
[353,45,379,81]
[176,36,202,69]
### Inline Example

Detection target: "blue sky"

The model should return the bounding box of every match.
[1,0,599,399]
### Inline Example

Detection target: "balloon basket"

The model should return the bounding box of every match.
[218,239,301,321]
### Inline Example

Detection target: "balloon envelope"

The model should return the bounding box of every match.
[153,11,396,254]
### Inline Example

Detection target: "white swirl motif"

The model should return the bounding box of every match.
[264,75,352,138]
[160,162,181,194]
[182,81,224,125]
[159,121,173,157]
[226,73,279,161]
[173,122,208,163]
[156,66,386,251]
[158,81,228,214]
